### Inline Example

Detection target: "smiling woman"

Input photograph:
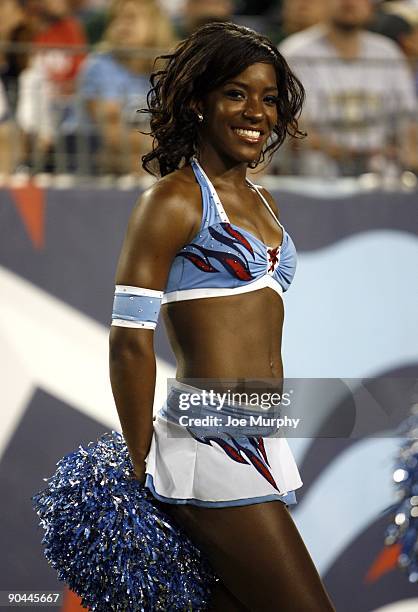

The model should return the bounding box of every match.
[108,21,337,611]
[141,22,305,176]
[199,63,279,164]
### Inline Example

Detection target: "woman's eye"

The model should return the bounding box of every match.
[265,96,279,105]
[225,90,245,99]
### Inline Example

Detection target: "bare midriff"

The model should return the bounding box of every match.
[162,287,284,391]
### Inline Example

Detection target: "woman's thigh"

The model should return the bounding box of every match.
[209,579,249,611]
[162,500,336,612]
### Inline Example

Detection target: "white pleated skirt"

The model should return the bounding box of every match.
[144,380,303,508]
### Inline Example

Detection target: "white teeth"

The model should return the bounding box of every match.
[233,128,261,138]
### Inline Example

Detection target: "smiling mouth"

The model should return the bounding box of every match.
[232,127,263,143]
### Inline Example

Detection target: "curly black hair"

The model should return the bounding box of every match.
[140,21,306,177]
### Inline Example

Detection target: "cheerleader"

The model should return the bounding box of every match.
[109,21,336,611]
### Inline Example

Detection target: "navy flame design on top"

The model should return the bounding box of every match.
[176,223,254,282]
[187,431,281,492]
[209,223,255,258]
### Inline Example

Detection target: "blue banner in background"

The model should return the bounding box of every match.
[0,184,417,611]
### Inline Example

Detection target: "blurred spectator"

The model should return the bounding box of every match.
[3,1,50,94]
[78,0,177,175]
[32,1,86,89]
[279,0,418,177]
[0,79,10,124]
[270,0,327,45]
[71,0,112,44]
[83,11,110,45]
[69,0,108,12]
[176,0,234,37]
[0,0,26,105]
[15,0,87,171]
[0,78,16,173]
[159,0,187,19]
[0,1,29,175]
[0,1,25,73]
[235,0,276,14]
[371,1,418,90]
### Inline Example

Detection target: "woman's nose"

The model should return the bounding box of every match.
[243,97,264,120]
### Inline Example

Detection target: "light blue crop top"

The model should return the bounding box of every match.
[162,158,297,304]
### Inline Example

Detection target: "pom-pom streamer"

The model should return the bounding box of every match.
[31,431,218,610]
[383,411,418,583]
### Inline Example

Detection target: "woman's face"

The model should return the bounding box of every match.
[108,1,153,48]
[199,62,279,166]
[41,0,69,18]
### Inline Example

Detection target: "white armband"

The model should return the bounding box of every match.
[111,285,163,329]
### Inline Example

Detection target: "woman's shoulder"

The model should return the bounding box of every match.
[120,167,201,253]
[144,166,199,202]
[137,166,202,229]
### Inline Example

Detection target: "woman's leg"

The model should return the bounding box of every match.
[162,500,336,612]
[209,580,249,611]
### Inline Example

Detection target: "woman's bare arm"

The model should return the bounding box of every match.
[109,177,198,480]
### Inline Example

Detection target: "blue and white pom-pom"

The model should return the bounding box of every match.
[31,431,218,611]
[384,409,418,583]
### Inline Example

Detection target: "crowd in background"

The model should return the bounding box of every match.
[0,0,417,179]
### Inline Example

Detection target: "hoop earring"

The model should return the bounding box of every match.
[197,112,204,123]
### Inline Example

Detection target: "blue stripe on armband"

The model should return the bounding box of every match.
[111,285,163,329]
